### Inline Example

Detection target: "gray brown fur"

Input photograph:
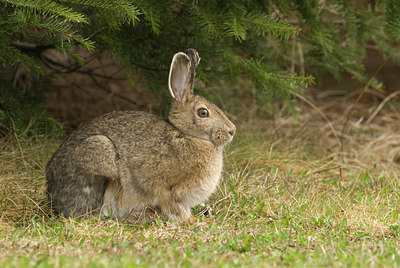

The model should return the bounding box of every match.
[46,49,236,221]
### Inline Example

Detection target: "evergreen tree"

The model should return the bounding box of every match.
[1,0,400,112]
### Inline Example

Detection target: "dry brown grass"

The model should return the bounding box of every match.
[224,94,400,236]
[0,136,57,224]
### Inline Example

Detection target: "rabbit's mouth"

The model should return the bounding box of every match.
[211,128,235,147]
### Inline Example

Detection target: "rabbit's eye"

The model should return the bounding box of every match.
[197,108,209,118]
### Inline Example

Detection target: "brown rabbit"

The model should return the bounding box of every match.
[46,49,236,221]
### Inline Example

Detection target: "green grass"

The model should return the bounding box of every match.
[1,114,400,267]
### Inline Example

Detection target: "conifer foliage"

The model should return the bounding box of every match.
[1,0,400,102]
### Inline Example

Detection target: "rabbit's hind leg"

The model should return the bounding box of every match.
[53,135,120,217]
[73,135,120,181]
[72,135,121,216]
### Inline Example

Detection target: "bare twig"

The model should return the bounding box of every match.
[365,90,400,125]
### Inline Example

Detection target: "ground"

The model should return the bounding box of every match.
[1,92,400,267]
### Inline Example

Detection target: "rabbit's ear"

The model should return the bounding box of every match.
[168,52,191,101]
[185,49,201,90]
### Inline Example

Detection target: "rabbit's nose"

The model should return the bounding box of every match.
[229,128,236,137]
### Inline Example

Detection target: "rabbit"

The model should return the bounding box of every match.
[46,49,236,221]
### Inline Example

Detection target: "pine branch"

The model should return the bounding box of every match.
[223,16,247,42]
[240,12,300,39]
[0,42,42,73]
[2,0,88,23]
[243,58,313,94]
[135,0,166,34]
[196,13,221,40]
[195,8,299,42]
[143,8,161,34]
[60,0,141,25]
[219,49,313,94]
[385,1,400,42]
[13,10,95,51]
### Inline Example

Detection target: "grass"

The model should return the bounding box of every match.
[1,102,400,267]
